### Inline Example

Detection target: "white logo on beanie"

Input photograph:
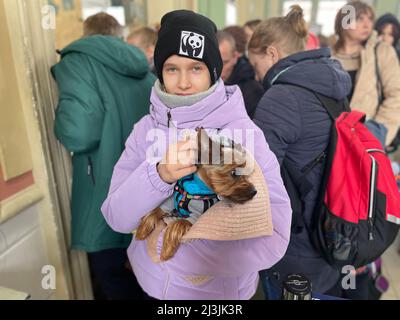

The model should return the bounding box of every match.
[179,31,205,59]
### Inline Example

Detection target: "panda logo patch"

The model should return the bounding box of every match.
[179,31,205,59]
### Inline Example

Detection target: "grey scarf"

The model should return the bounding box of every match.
[154,79,219,109]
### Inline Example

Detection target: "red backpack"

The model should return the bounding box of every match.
[282,90,400,270]
[311,93,400,269]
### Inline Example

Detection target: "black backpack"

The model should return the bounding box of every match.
[282,88,400,270]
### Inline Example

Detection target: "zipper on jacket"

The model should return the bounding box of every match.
[301,151,327,175]
[367,154,378,241]
[167,111,172,128]
[87,156,95,185]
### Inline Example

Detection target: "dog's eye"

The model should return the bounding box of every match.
[231,170,237,177]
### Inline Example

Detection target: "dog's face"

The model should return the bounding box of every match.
[195,129,257,204]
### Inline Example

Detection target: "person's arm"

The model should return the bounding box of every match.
[101,122,198,234]
[52,54,105,153]
[375,43,400,145]
[101,122,174,234]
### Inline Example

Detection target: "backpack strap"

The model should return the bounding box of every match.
[273,82,349,234]
[313,92,350,120]
[276,82,350,119]
[374,42,384,116]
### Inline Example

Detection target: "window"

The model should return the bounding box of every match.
[226,0,237,26]
[316,0,347,36]
[81,0,125,25]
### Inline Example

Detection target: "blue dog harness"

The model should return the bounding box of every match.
[174,174,219,218]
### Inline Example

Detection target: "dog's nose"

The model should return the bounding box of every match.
[250,189,257,198]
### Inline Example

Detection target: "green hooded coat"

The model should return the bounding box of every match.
[52,35,155,252]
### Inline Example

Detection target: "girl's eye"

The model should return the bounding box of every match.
[193,66,202,72]
[166,67,177,72]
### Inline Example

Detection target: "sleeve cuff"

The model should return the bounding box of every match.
[147,161,175,193]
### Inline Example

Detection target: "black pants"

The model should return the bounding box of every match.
[87,248,145,300]
[324,271,370,300]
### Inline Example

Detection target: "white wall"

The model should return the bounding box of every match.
[0,204,54,300]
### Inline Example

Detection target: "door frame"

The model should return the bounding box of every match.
[7,0,94,300]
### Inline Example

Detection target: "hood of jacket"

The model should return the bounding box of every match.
[149,80,249,129]
[263,48,351,100]
[226,56,256,85]
[59,35,149,78]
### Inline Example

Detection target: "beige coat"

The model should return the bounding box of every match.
[333,32,400,145]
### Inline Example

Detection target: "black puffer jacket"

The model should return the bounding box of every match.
[253,48,352,293]
[225,56,264,118]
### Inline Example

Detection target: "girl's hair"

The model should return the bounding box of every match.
[334,1,375,52]
[375,13,400,47]
[243,19,262,31]
[248,5,308,56]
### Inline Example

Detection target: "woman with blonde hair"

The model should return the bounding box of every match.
[248,5,351,298]
[332,1,400,148]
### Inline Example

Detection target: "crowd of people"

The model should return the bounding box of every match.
[51,0,400,300]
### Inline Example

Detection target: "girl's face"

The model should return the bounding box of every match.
[379,23,395,45]
[248,47,278,82]
[162,55,211,95]
[345,12,374,44]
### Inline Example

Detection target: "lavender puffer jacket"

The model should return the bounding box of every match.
[101,81,292,299]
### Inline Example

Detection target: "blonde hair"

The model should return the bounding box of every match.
[127,26,158,48]
[334,1,375,52]
[248,5,308,56]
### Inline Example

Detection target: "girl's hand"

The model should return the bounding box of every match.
[157,139,198,184]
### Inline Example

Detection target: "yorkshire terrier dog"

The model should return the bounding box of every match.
[135,129,257,261]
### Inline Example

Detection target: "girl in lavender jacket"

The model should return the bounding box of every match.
[101,10,292,300]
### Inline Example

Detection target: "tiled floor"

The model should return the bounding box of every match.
[380,234,400,300]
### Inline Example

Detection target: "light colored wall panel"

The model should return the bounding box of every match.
[0,204,53,300]
[0,0,33,181]
[236,0,264,25]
